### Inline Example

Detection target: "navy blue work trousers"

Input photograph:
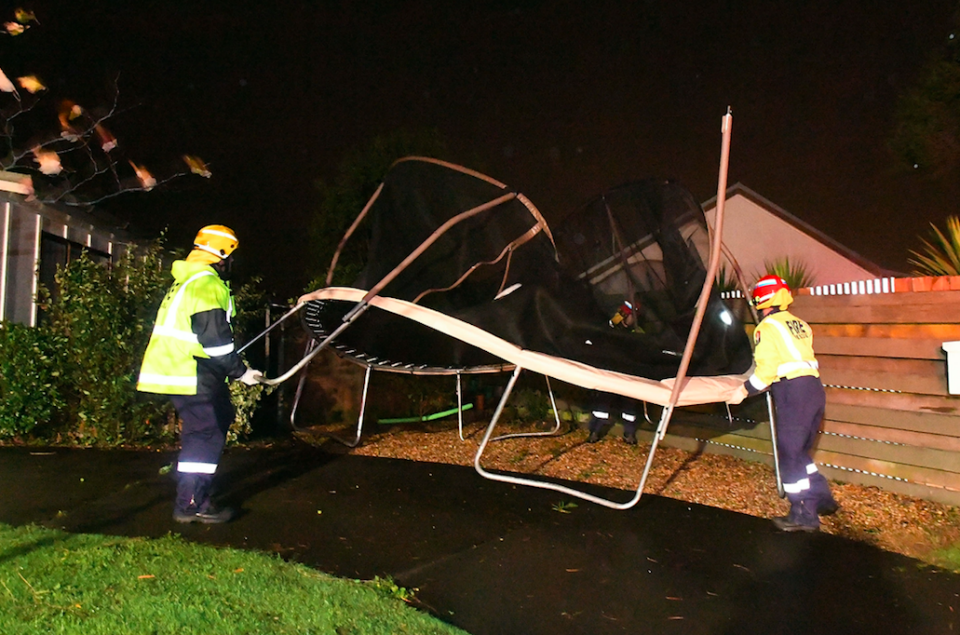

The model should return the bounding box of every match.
[170,383,234,512]
[770,375,832,520]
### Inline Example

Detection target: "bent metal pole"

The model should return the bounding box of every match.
[632,108,735,504]
[258,192,520,387]
[660,106,733,437]
[473,109,736,511]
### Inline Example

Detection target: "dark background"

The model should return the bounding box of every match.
[6,0,959,300]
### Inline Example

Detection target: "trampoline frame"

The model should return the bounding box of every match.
[243,114,784,507]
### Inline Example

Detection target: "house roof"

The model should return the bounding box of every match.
[0,171,134,244]
[702,182,890,277]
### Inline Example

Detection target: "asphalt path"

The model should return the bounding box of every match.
[1,444,958,634]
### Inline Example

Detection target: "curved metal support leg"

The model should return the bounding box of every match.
[642,401,658,425]
[474,367,677,510]
[767,392,785,498]
[319,364,372,448]
[289,339,317,431]
[490,374,563,442]
[289,338,372,448]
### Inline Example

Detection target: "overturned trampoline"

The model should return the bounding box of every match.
[252,111,774,509]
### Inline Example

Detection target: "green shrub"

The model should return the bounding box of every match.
[0,322,66,438]
[3,239,269,447]
[40,242,173,444]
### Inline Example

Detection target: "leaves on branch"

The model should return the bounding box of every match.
[1,8,208,206]
[17,75,45,94]
[32,147,61,175]
[0,68,15,93]
[58,100,84,140]
[95,124,116,152]
[14,8,37,24]
[128,161,156,191]
[182,154,211,178]
[4,21,27,36]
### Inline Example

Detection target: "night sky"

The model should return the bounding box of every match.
[6,1,959,299]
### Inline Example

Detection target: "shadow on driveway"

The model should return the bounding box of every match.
[1,443,958,635]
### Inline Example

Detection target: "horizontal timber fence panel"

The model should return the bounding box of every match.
[822,420,960,453]
[818,364,947,396]
[824,402,960,435]
[815,337,948,360]
[660,278,960,506]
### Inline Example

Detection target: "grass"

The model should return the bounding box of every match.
[0,523,467,635]
[929,544,960,572]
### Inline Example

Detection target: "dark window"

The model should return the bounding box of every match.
[38,232,111,320]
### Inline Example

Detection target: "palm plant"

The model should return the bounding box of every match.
[909,216,960,276]
[713,266,740,293]
[761,256,815,290]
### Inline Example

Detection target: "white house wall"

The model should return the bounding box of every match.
[704,193,876,286]
[2,203,41,325]
[0,189,129,325]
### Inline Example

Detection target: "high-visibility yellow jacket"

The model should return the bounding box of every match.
[137,260,245,395]
[745,308,819,395]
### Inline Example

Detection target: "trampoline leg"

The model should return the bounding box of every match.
[490,374,563,442]
[474,367,672,510]
[289,339,318,431]
[292,350,372,448]
[321,363,372,449]
[457,372,465,441]
[767,392,785,498]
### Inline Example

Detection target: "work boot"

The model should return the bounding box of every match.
[773,499,819,532]
[817,495,840,516]
[772,515,819,533]
[809,473,838,516]
[622,430,637,445]
[174,504,236,524]
[586,415,603,443]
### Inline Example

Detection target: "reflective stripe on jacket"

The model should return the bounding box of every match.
[137,260,236,395]
[746,309,819,395]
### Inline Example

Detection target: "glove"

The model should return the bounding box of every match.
[725,384,748,405]
[239,367,263,386]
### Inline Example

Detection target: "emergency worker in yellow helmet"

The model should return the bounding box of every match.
[138,225,262,524]
[729,275,838,532]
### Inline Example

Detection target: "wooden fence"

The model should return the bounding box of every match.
[652,276,960,506]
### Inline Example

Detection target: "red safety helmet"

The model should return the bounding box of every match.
[752,274,793,310]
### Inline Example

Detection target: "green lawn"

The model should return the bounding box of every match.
[0,523,468,635]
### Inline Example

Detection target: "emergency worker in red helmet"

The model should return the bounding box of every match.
[729,275,838,531]
[138,225,262,524]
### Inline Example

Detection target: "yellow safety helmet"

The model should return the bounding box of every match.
[192,225,238,261]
